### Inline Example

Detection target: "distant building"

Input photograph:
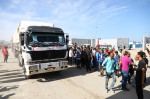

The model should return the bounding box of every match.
[91,39,96,47]
[95,38,129,50]
[143,36,150,50]
[69,38,129,50]
[129,41,142,48]
[71,38,91,47]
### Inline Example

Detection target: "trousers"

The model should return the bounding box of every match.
[105,72,116,89]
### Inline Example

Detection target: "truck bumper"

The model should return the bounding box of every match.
[25,60,68,76]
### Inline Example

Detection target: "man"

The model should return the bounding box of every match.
[3,46,9,63]
[92,48,96,68]
[76,48,81,68]
[101,53,119,93]
[81,48,86,68]
[128,57,134,84]
[123,46,126,49]
[115,51,120,64]
[84,46,93,72]
[136,52,146,99]
[106,52,110,57]
[115,51,120,75]
[73,47,77,65]
[120,51,136,91]
[119,49,123,58]
[69,47,73,66]
[95,48,100,71]
[143,52,148,84]
[99,50,105,75]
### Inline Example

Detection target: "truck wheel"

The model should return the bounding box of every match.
[23,67,30,79]
[25,75,30,79]
[55,71,62,74]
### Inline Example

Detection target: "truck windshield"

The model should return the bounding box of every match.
[28,33,65,47]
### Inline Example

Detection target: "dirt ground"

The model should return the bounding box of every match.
[0,48,150,99]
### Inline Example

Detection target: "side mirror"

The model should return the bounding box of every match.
[64,33,69,44]
[20,32,24,46]
[66,35,69,44]
[21,36,24,46]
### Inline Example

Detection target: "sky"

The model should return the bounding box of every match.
[0,0,150,42]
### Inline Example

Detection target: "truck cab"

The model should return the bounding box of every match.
[13,21,69,79]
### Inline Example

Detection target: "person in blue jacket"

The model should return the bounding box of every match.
[76,48,81,68]
[95,48,100,71]
[99,50,105,76]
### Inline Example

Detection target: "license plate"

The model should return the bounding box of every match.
[62,62,68,66]
[30,65,38,70]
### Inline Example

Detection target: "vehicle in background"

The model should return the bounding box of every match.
[12,21,69,79]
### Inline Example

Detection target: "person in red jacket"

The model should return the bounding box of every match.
[3,46,9,63]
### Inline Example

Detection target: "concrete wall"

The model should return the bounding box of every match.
[70,38,129,49]
[96,39,117,49]
[71,38,91,47]
[117,38,129,49]
[95,38,129,50]
[91,39,96,47]
[143,36,150,50]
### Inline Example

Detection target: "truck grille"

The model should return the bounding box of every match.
[29,50,67,60]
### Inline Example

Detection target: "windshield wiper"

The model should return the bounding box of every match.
[29,42,65,47]
[29,42,45,47]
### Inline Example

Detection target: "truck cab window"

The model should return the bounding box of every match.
[29,36,33,42]
[28,33,65,46]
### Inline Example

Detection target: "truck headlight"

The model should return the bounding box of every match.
[62,62,68,66]
[29,65,38,71]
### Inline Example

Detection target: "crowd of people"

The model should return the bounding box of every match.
[69,46,149,99]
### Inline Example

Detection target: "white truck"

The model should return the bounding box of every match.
[12,21,69,79]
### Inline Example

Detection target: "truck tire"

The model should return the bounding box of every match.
[25,75,30,79]
[23,66,30,79]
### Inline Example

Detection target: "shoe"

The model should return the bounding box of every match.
[128,81,131,84]
[132,84,136,87]
[120,87,124,90]
[110,89,115,93]
[123,88,130,91]
[105,89,109,93]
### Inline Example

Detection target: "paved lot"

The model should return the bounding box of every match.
[0,48,150,99]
